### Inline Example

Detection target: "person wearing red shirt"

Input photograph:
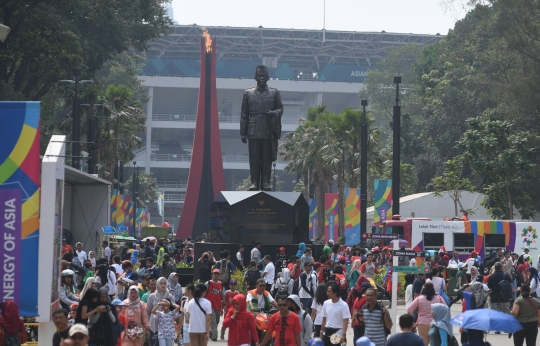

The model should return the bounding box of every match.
[259,296,301,346]
[205,269,225,342]
[287,256,302,281]
[352,282,373,344]
[223,294,259,346]
[62,239,72,256]
[221,280,239,340]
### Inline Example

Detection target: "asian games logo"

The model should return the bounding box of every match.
[521,225,538,246]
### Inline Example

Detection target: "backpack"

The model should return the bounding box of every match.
[219,260,231,284]
[246,269,260,289]
[498,280,513,302]
[276,279,291,298]
[335,273,348,290]
[322,268,332,283]
[470,282,486,309]
[0,323,21,346]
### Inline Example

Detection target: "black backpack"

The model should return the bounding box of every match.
[0,323,20,346]
[292,277,301,295]
[498,280,513,302]
[199,261,211,281]
[246,269,260,289]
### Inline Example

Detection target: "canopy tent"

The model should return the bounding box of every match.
[367,191,496,227]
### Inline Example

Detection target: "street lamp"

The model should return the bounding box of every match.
[59,68,93,170]
[81,92,103,174]
[360,100,368,240]
[392,77,401,215]
[131,161,139,236]
[273,163,277,191]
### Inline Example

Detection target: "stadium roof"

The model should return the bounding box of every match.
[145,25,444,67]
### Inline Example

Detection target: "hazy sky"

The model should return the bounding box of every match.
[171,0,470,35]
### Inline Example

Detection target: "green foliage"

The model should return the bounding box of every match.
[126,171,159,205]
[175,262,194,269]
[430,158,474,216]
[373,269,406,297]
[231,269,248,294]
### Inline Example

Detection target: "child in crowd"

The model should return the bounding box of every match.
[151,298,181,346]
[69,303,78,326]
[112,299,127,346]
[221,279,239,340]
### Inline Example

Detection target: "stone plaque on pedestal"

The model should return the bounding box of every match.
[210,191,309,244]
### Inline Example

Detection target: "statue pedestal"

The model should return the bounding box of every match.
[210,191,309,244]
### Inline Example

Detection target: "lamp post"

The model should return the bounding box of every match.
[132,161,138,236]
[273,163,277,191]
[81,92,102,174]
[392,77,401,215]
[360,100,368,239]
[59,68,93,170]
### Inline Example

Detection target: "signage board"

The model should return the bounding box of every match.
[366,233,398,240]
[393,250,428,257]
[394,266,425,273]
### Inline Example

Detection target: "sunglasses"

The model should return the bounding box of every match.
[71,335,86,340]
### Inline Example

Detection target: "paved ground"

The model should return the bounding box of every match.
[205,303,531,346]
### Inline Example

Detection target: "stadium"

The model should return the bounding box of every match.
[130,25,442,230]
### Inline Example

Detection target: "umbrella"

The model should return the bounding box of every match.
[142,236,157,242]
[450,309,523,333]
[389,239,409,247]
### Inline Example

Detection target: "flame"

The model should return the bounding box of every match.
[202,28,212,53]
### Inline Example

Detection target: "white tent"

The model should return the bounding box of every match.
[367,191,494,226]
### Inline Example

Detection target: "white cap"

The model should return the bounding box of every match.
[328,239,335,244]
[69,324,89,337]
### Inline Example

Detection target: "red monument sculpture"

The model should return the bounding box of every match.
[176,30,225,240]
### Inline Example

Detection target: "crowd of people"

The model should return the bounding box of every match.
[3,237,540,346]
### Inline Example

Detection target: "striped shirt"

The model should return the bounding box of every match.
[361,303,391,346]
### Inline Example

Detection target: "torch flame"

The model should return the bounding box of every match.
[202,28,212,52]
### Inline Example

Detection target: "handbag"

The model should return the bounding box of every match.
[439,280,451,305]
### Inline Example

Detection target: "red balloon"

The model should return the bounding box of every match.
[162,221,170,228]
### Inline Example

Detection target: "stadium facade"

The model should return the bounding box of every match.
[131,25,442,229]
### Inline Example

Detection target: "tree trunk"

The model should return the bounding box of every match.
[302,170,309,202]
[315,169,326,241]
[338,161,345,238]
[505,183,514,220]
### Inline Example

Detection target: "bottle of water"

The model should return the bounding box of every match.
[179,338,184,346]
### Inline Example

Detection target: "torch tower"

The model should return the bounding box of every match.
[177,31,226,239]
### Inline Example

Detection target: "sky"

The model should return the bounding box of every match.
[171,0,471,35]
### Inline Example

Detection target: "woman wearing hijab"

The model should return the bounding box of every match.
[131,246,139,267]
[146,277,172,344]
[122,286,150,346]
[428,303,453,346]
[0,301,27,346]
[167,273,183,304]
[89,251,97,268]
[349,259,362,289]
[296,242,306,258]
[527,267,540,298]
[89,288,117,346]
[80,277,96,301]
[76,288,101,325]
[347,276,370,313]
[222,294,259,346]
[270,268,294,297]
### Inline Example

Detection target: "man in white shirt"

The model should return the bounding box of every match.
[319,282,351,346]
[111,255,124,275]
[262,255,275,291]
[251,241,262,266]
[103,241,111,262]
[449,251,460,266]
[75,242,87,264]
[236,245,245,270]
[298,262,318,314]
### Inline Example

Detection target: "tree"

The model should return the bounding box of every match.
[125,171,158,207]
[0,0,171,101]
[457,117,539,219]
[430,158,474,217]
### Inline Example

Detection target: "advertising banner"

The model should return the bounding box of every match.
[344,188,360,245]
[324,193,339,243]
[374,180,392,227]
[515,222,540,265]
[156,191,164,217]
[0,102,40,316]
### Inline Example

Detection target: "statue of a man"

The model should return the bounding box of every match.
[240,65,283,191]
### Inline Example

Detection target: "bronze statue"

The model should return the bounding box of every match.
[240,65,283,191]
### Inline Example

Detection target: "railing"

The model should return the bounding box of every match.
[153,114,196,121]
[132,146,146,156]
[150,153,287,164]
[157,181,187,189]
[153,114,301,124]
[164,193,185,202]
